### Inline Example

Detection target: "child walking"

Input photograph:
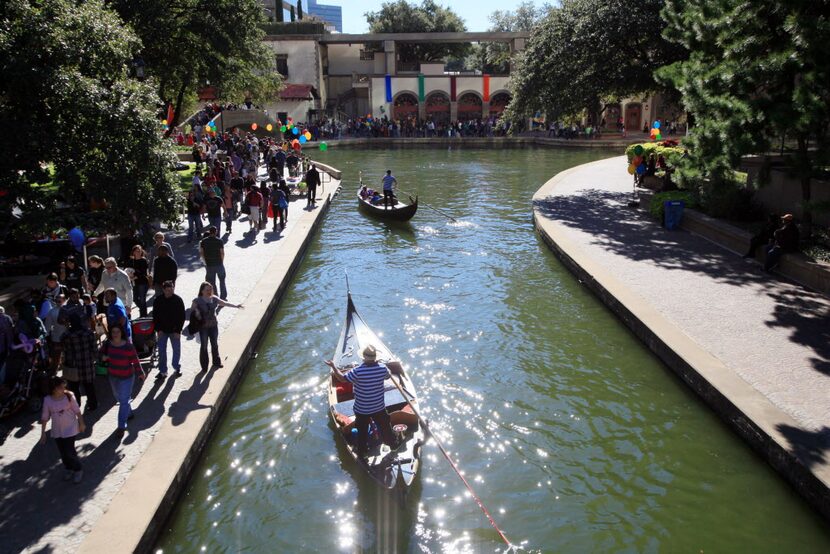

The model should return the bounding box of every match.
[40,376,85,483]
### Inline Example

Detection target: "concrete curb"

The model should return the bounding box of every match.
[532,159,830,522]
[79,189,336,553]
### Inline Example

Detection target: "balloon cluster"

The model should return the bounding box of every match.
[206,120,217,135]
[627,144,647,175]
[650,120,662,141]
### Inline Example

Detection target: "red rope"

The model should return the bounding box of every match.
[388,373,512,547]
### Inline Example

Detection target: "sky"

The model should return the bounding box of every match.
[316,0,551,34]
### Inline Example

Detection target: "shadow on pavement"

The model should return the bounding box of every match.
[535,189,830,377]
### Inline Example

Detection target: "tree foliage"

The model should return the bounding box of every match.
[505,0,685,122]
[0,0,182,236]
[108,0,282,127]
[658,0,830,233]
[365,0,469,63]
[472,1,550,75]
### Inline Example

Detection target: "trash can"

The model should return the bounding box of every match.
[663,200,685,230]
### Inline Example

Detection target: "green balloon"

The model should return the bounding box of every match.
[280,125,287,132]
[319,142,328,151]
[633,144,644,155]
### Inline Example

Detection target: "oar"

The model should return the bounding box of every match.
[398,189,457,222]
[386,368,512,548]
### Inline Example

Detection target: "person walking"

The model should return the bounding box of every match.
[204,188,224,235]
[199,226,227,300]
[94,258,133,314]
[101,288,131,342]
[271,183,288,231]
[325,345,396,459]
[61,313,98,411]
[124,245,150,318]
[151,244,178,299]
[149,232,175,273]
[152,281,185,380]
[191,282,242,373]
[39,376,85,483]
[100,325,144,432]
[382,170,397,209]
[305,163,320,208]
[245,185,263,232]
[186,186,204,243]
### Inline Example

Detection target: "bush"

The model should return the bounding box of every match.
[625,141,686,168]
[649,190,698,221]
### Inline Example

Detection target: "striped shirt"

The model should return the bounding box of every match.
[101,341,141,379]
[382,175,396,191]
[344,362,388,415]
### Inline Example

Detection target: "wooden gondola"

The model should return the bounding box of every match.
[357,190,418,222]
[327,293,425,491]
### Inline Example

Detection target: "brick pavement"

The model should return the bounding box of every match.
[0,171,338,553]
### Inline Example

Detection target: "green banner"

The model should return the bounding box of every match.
[418,74,425,102]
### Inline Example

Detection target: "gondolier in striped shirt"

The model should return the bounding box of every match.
[326,345,396,459]
[381,170,397,209]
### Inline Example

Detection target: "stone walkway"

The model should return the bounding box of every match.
[533,156,830,516]
[0,172,339,553]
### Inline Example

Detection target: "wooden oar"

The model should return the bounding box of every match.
[385,368,512,548]
[398,189,457,222]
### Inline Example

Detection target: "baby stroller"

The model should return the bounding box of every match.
[131,317,157,362]
[0,349,45,419]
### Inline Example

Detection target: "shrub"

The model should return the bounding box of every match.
[625,141,686,168]
[649,190,698,221]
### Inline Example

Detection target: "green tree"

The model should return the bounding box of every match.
[0,0,182,236]
[365,0,469,63]
[505,0,685,124]
[290,4,296,21]
[276,2,284,22]
[474,1,550,74]
[659,0,830,235]
[297,0,303,20]
[108,0,282,128]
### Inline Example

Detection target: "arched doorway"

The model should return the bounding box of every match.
[489,91,511,118]
[425,91,450,125]
[625,103,642,132]
[457,92,483,122]
[393,92,418,121]
[605,103,621,129]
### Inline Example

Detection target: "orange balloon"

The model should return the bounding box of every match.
[251,123,258,131]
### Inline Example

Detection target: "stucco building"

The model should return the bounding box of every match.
[261,29,528,125]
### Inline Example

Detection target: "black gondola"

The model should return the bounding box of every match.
[357,190,418,222]
[326,293,425,491]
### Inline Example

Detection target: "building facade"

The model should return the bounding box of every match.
[304,0,342,32]
[261,31,528,125]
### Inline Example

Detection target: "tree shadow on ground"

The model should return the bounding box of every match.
[0,426,123,552]
[535,190,830,377]
[775,424,830,469]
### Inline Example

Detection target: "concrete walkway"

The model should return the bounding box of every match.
[533,156,830,520]
[0,172,340,553]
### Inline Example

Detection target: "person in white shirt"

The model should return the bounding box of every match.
[94,258,133,314]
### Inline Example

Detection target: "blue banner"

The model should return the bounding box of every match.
[385,75,392,103]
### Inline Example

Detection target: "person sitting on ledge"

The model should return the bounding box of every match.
[743,213,779,259]
[764,213,800,272]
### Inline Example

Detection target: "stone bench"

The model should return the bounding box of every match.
[638,189,830,295]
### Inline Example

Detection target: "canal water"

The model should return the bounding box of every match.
[156,147,830,552]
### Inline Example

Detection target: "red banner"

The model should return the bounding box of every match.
[482,75,490,102]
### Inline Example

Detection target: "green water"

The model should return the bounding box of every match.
[156,148,830,553]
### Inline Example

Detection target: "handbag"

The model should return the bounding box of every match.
[241,203,251,215]
[187,309,203,335]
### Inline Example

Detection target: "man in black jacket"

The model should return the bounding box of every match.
[152,280,186,380]
[305,163,320,208]
[151,245,178,299]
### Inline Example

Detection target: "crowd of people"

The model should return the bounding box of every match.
[0,127,327,482]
